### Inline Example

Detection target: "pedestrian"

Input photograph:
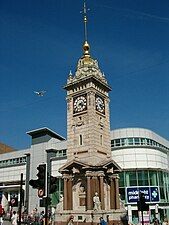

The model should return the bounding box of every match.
[162,218,168,225]
[0,216,3,225]
[67,215,74,225]
[99,217,107,225]
[121,213,128,225]
[11,211,18,225]
[39,211,45,225]
[154,218,160,225]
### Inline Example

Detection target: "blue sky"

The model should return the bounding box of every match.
[0,0,169,150]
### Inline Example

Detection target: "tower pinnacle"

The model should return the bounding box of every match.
[81,0,90,57]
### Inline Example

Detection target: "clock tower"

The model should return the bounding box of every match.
[64,41,112,165]
[57,2,124,224]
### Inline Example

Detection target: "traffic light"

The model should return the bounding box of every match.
[137,192,149,211]
[40,197,51,207]
[49,176,57,194]
[29,164,46,198]
[29,179,39,188]
[37,164,46,197]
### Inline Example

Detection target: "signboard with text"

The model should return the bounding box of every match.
[126,186,160,203]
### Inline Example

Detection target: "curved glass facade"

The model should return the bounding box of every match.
[119,170,169,203]
[111,137,169,151]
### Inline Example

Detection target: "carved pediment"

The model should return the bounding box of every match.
[58,159,91,174]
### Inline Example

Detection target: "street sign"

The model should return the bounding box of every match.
[126,186,160,203]
[38,189,45,198]
[10,192,18,206]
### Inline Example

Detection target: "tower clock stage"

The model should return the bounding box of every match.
[55,2,126,225]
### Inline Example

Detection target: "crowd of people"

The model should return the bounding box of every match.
[0,208,53,225]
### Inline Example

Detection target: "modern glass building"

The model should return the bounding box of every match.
[111,128,169,224]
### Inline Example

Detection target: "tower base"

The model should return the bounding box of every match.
[54,209,126,225]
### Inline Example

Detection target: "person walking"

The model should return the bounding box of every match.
[11,211,18,225]
[99,217,107,225]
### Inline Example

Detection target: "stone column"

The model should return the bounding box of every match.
[114,174,120,209]
[99,173,105,210]
[63,176,68,210]
[86,175,92,210]
[109,176,115,209]
[67,176,73,210]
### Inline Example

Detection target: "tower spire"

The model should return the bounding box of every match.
[81,0,90,57]
[83,0,88,42]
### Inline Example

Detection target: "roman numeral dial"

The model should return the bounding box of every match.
[95,95,105,114]
[73,95,87,113]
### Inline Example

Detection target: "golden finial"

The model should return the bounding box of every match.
[81,0,90,57]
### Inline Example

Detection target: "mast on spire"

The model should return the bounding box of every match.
[81,0,90,57]
[83,0,88,42]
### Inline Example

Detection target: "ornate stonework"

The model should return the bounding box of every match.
[55,2,125,225]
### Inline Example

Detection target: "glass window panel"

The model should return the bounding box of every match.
[134,138,140,145]
[119,188,125,201]
[138,171,148,186]
[158,171,164,186]
[160,187,165,201]
[126,171,137,186]
[128,138,134,145]
[147,139,151,145]
[141,138,146,145]
[149,171,157,186]
[115,139,120,146]
[121,139,125,146]
[63,149,67,156]
[119,172,124,187]
[150,140,153,145]
[111,140,115,147]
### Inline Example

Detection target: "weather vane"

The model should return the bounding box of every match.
[80,0,90,42]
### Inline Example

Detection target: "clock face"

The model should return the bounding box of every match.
[73,95,87,113]
[95,96,105,114]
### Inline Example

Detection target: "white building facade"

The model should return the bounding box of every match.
[111,128,169,223]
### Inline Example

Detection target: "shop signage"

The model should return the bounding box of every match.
[126,186,160,203]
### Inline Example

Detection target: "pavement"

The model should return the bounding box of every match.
[3,221,28,225]
[3,221,11,225]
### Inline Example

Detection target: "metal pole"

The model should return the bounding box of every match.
[45,172,49,225]
[141,210,144,225]
[18,173,23,225]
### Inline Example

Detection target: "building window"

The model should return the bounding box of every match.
[134,138,140,145]
[149,171,158,186]
[128,138,134,145]
[119,188,125,201]
[126,171,137,186]
[138,171,148,186]
[119,172,125,187]
[121,138,128,146]
[79,135,83,145]
[115,139,120,146]
[100,135,103,145]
